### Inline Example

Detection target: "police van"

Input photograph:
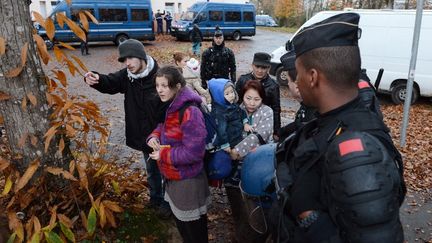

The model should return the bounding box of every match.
[269,9,432,104]
[170,2,256,41]
[36,0,155,49]
[256,14,278,27]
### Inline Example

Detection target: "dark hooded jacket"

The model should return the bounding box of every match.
[208,78,246,149]
[201,41,236,85]
[89,58,168,153]
[236,72,281,135]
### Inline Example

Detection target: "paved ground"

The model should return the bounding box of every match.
[56,28,431,242]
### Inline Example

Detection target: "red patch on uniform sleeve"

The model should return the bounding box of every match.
[338,138,364,156]
[358,81,370,89]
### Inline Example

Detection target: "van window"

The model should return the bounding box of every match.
[225,11,241,22]
[209,11,223,21]
[198,12,207,22]
[99,8,127,22]
[70,8,95,22]
[181,11,196,21]
[131,9,149,21]
[243,12,254,22]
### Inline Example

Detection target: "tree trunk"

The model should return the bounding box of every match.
[0,0,69,172]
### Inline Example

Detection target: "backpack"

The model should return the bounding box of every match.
[178,101,217,151]
[179,102,234,181]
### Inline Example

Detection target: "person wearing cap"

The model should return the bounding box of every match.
[190,24,203,57]
[273,13,405,242]
[83,39,171,219]
[236,52,281,141]
[155,9,165,35]
[278,50,316,141]
[200,26,236,89]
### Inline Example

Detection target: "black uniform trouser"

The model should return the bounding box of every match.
[174,214,208,243]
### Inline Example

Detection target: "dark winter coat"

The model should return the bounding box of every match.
[190,26,203,43]
[147,87,207,180]
[236,73,281,135]
[208,79,246,149]
[200,42,236,83]
[89,59,168,153]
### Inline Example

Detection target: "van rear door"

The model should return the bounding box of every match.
[128,5,153,41]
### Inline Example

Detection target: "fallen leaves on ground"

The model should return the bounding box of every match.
[382,101,432,192]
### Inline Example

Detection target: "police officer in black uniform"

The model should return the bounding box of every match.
[200,27,236,89]
[274,13,406,242]
[236,52,281,139]
[278,50,315,141]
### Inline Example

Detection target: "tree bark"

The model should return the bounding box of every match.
[0,0,68,172]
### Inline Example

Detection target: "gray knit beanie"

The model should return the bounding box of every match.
[118,39,147,62]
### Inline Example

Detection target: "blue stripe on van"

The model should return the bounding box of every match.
[38,28,152,34]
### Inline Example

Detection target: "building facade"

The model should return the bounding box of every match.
[30,0,249,18]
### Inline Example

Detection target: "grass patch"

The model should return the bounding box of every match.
[115,210,170,243]
[257,26,298,33]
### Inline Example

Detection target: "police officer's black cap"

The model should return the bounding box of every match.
[252,52,271,67]
[280,50,296,70]
[292,13,361,57]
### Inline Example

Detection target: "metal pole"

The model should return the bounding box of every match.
[400,0,424,147]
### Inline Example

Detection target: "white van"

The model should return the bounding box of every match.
[269,9,432,104]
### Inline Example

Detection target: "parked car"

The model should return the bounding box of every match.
[269,9,432,104]
[36,0,155,49]
[170,2,256,41]
[256,14,278,27]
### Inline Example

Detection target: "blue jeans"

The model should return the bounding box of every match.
[192,42,201,56]
[143,153,168,207]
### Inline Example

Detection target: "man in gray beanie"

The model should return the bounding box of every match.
[84,39,171,218]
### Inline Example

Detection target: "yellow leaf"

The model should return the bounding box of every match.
[56,12,66,28]
[79,12,89,31]
[0,157,11,171]
[71,54,89,73]
[21,96,27,110]
[102,200,123,213]
[65,59,77,76]
[5,66,23,78]
[33,216,41,233]
[49,206,57,230]
[21,42,29,67]
[70,115,85,126]
[8,211,20,231]
[65,18,86,42]
[18,132,28,148]
[53,46,64,62]
[30,232,40,243]
[44,123,60,153]
[65,124,76,137]
[0,36,5,55]
[61,170,78,181]
[0,115,3,124]
[58,137,65,154]
[16,223,24,241]
[30,134,38,147]
[94,164,108,177]
[69,160,75,174]
[99,203,106,228]
[15,159,40,192]
[32,11,46,29]
[80,211,87,229]
[55,70,67,87]
[77,164,88,189]
[84,10,99,24]
[45,18,55,41]
[0,91,11,101]
[57,214,73,228]
[45,166,63,175]
[33,34,50,64]
[104,208,116,228]
[1,176,13,196]
[27,92,37,106]
[111,180,121,196]
[58,41,75,50]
